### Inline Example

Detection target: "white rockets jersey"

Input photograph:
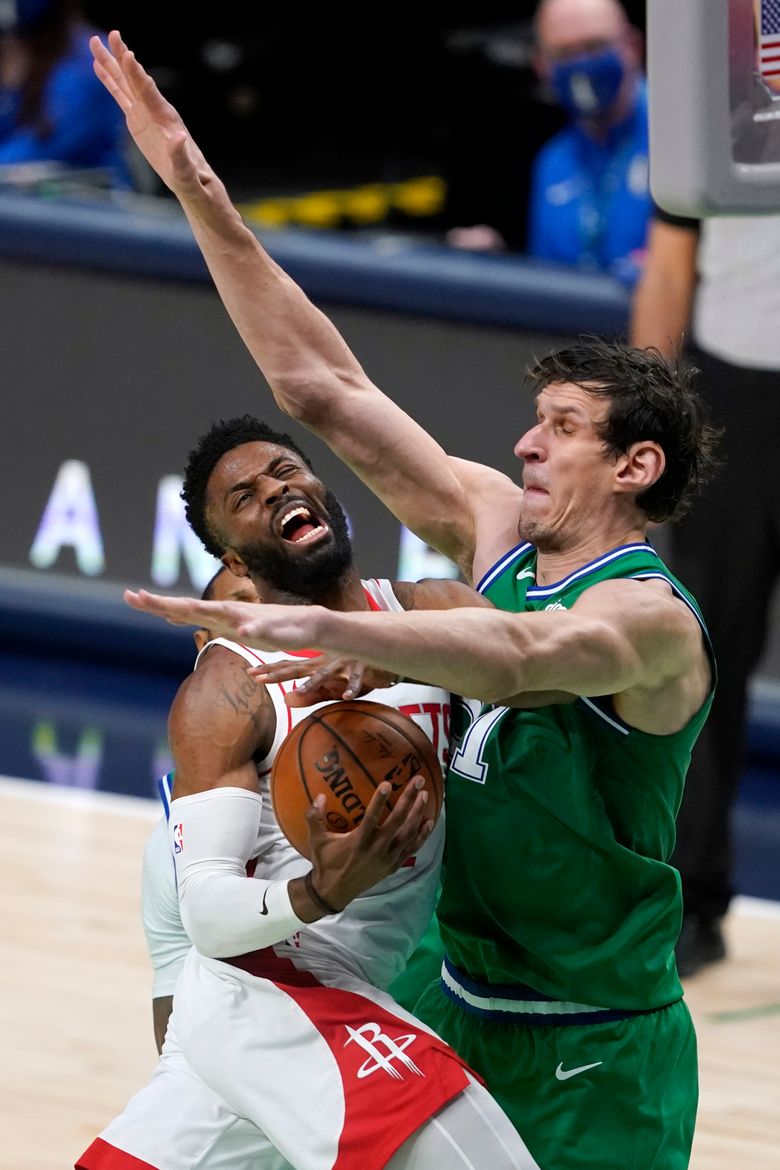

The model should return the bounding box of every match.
[144,579,450,995]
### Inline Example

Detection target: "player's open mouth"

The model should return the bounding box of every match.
[277,503,328,545]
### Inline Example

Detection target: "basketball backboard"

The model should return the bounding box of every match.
[648,0,780,214]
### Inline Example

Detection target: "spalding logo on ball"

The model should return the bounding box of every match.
[270,700,444,859]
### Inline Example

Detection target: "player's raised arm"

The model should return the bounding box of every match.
[91,32,503,573]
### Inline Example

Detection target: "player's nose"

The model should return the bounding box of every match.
[514,424,545,461]
[259,475,290,504]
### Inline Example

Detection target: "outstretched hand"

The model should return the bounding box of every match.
[124,588,325,653]
[303,779,433,914]
[90,30,220,202]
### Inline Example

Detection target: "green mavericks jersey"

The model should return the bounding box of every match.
[439,540,715,1012]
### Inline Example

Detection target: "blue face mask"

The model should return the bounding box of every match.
[549,47,626,119]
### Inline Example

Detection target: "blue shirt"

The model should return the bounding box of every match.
[528,81,651,285]
[0,26,131,187]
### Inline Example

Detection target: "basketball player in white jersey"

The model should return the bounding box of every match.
[77,417,539,1170]
[142,564,446,1055]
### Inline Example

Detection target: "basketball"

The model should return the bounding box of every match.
[270,699,444,859]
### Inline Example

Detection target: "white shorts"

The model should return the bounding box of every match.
[76,948,471,1170]
[76,1021,292,1170]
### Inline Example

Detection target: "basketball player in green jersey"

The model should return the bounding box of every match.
[95,32,719,1170]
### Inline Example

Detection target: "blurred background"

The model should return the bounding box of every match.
[0,0,777,905]
[1,6,779,1166]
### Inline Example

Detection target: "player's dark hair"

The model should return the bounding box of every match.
[526,337,722,522]
[200,565,228,601]
[181,415,314,557]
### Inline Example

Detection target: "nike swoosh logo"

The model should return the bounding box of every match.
[555,1061,603,1081]
[260,888,269,916]
[516,569,535,580]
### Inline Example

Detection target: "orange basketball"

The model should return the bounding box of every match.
[270,699,444,860]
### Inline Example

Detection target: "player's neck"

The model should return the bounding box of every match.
[253,569,370,611]
[534,524,649,586]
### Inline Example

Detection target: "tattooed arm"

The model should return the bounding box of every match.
[169,645,276,800]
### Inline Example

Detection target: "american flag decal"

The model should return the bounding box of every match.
[760,0,780,79]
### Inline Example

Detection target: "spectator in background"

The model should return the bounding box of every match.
[630,208,780,976]
[528,0,650,284]
[0,0,131,186]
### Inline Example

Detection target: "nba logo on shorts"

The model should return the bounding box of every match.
[173,823,184,854]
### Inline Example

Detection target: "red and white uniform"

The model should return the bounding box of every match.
[77,582,528,1170]
[202,585,449,993]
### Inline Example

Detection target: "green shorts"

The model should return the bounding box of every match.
[414,977,698,1170]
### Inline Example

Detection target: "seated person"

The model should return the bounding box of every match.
[0,0,131,186]
[527,0,650,283]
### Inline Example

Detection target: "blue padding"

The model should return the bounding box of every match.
[0,191,630,334]
[0,571,193,675]
[746,683,780,764]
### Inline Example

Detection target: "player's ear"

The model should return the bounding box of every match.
[193,629,209,653]
[221,550,250,578]
[614,441,665,494]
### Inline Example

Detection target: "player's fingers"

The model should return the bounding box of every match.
[90,36,134,113]
[304,794,330,842]
[357,782,393,841]
[382,775,426,828]
[119,43,180,125]
[407,818,435,856]
[375,780,428,854]
[251,655,332,689]
[283,686,333,708]
[342,662,366,700]
[382,793,431,864]
[295,657,352,696]
[124,589,207,627]
[252,656,327,682]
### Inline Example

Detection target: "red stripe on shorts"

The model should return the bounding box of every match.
[226,945,319,985]
[75,1137,157,1170]
[276,979,470,1170]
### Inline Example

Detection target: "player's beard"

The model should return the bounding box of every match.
[237,489,354,599]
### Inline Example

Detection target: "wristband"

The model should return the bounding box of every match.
[304,870,341,916]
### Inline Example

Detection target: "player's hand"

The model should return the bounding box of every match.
[247,655,398,705]
[302,779,433,914]
[124,589,326,651]
[90,31,220,203]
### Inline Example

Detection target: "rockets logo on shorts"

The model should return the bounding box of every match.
[344,1022,424,1080]
[173,823,184,854]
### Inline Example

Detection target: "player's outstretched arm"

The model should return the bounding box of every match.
[127,578,710,736]
[91,32,492,572]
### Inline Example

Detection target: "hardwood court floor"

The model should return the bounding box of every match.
[2,776,778,1170]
